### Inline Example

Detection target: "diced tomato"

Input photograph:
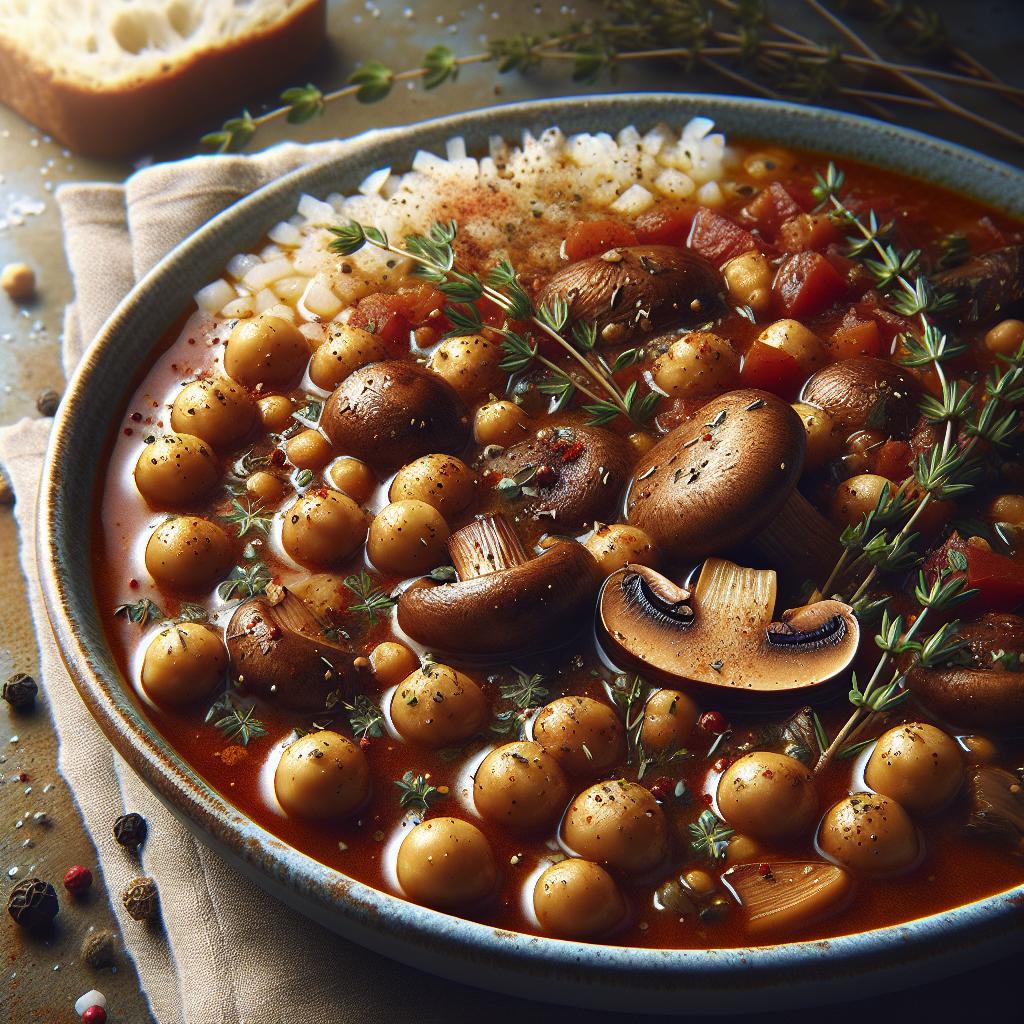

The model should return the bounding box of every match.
[741,182,803,237]
[873,440,912,481]
[633,201,698,246]
[773,251,847,319]
[393,283,446,324]
[779,213,842,252]
[347,293,412,344]
[564,219,638,261]
[830,317,882,360]
[740,340,806,400]
[854,292,914,346]
[967,546,1024,612]
[477,295,507,327]
[688,208,762,268]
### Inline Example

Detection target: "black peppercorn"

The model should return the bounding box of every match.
[36,388,61,417]
[81,929,117,968]
[2,672,37,710]
[122,876,159,922]
[7,877,59,930]
[112,812,147,851]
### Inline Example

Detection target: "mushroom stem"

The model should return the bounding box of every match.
[746,490,841,584]
[449,514,530,580]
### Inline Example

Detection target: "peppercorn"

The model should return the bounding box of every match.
[699,710,728,734]
[36,388,61,417]
[2,672,38,710]
[63,865,93,897]
[7,877,59,930]
[112,812,147,851]
[82,1006,108,1024]
[122,876,159,922]
[647,776,674,802]
[81,930,117,969]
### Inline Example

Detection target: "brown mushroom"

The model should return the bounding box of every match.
[932,244,1024,325]
[397,513,602,658]
[598,558,859,700]
[906,612,1024,732]
[625,389,840,576]
[321,360,469,467]
[535,245,723,345]
[483,423,632,529]
[800,357,922,439]
[964,766,1024,847]
[226,585,358,711]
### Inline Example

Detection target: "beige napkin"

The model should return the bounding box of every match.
[0,142,588,1024]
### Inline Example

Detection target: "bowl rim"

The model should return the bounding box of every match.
[38,93,1024,1013]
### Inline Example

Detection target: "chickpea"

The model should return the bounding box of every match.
[396,817,497,910]
[145,516,233,591]
[290,573,347,623]
[391,662,488,747]
[961,734,998,763]
[584,523,658,575]
[308,324,390,391]
[367,500,450,577]
[989,493,1024,527]
[327,457,377,503]
[473,741,570,832]
[742,150,792,179]
[474,400,530,447]
[725,833,762,866]
[984,318,1024,356]
[717,752,819,841]
[389,454,477,517]
[757,319,826,374]
[281,489,367,567]
[651,332,740,398]
[831,473,891,529]
[533,696,626,776]
[640,689,698,753]
[140,623,226,706]
[818,793,920,877]
[628,431,655,457]
[683,869,715,898]
[257,394,294,432]
[246,470,287,505]
[369,641,419,688]
[428,334,504,402]
[1,261,35,301]
[274,731,370,820]
[722,250,772,316]
[533,859,626,940]
[864,722,963,815]
[562,780,669,876]
[792,402,841,471]
[286,428,333,471]
[224,314,310,389]
[134,432,220,507]
[170,377,256,449]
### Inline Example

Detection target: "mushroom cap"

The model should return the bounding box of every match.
[535,244,722,343]
[397,516,603,658]
[226,586,356,711]
[932,244,1024,325]
[800,357,921,438]
[321,360,470,467]
[484,423,632,529]
[598,558,859,701]
[626,389,805,561]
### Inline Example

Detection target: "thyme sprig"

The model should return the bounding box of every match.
[689,809,735,863]
[217,562,273,601]
[394,771,445,814]
[491,668,550,738]
[343,571,396,627]
[344,694,385,741]
[205,692,268,746]
[220,499,273,539]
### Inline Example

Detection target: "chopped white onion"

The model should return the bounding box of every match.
[297,193,337,223]
[610,183,655,216]
[242,257,294,291]
[221,297,255,319]
[268,221,302,247]
[226,253,260,280]
[300,278,342,319]
[194,278,236,313]
[359,166,391,196]
[254,288,279,313]
[653,168,696,199]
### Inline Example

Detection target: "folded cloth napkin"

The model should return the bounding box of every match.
[0,142,581,1024]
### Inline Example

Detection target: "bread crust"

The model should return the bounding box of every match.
[0,0,327,158]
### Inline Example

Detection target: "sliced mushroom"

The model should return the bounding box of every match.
[321,360,470,467]
[484,423,632,529]
[598,558,859,699]
[721,861,854,937]
[535,245,723,344]
[397,513,602,658]
[964,766,1024,847]
[933,244,1024,325]
[226,585,357,711]
[800,357,922,438]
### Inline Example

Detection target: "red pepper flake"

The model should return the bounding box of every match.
[699,710,728,734]
[702,792,714,807]
[130,412,142,422]
[128,578,139,590]
[214,745,249,767]
[703,433,713,441]
[758,862,773,877]
[270,449,286,467]
[560,439,585,462]
[187,337,196,345]
[762,768,775,779]
[123,428,133,436]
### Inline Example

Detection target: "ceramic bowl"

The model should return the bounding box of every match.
[39,94,1024,1013]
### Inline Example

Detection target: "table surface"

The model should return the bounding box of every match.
[1,1,1022,1020]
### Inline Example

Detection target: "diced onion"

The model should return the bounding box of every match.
[610,183,655,216]
[242,257,294,291]
[359,167,391,196]
[268,221,303,247]
[221,297,255,319]
[226,253,260,280]
[653,168,696,199]
[300,278,343,319]
[194,278,237,313]
[254,288,279,313]
[297,193,337,223]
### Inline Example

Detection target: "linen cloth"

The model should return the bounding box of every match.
[0,142,579,1024]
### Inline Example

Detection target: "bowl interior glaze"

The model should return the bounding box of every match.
[39,95,1024,1013]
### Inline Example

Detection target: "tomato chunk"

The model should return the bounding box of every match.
[633,201,699,246]
[774,251,847,319]
[741,182,802,237]
[830,317,882,360]
[688,208,762,268]
[968,546,1024,612]
[873,440,912,481]
[564,219,638,261]
[347,293,412,344]
[740,340,806,400]
[779,213,843,252]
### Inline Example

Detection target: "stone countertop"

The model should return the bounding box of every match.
[1,1,1022,1021]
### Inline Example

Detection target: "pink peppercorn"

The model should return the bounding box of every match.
[63,865,93,897]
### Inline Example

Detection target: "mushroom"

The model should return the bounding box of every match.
[483,423,632,529]
[905,612,1024,732]
[932,244,1024,325]
[535,245,723,345]
[321,360,470,467]
[625,389,840,577]
[226,585,358,711]
[964,766,1024,848]
[598,557,859,700]
[800,357,922,438]
[397,512,602,658]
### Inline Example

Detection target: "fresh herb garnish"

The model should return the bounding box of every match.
[343,571,396,626]
[688,810,735,863]
[345,694,385,740]
[220,499,272,539]
[490,667,549,738]
[205,693,268,746]
[394,771,445,814]
[176,602,210,623]
[115,597,165,626]
[217,563,272,601]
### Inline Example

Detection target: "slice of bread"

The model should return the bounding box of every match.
[0,0,326,158]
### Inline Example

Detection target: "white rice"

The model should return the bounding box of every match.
[195,119,749,323]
